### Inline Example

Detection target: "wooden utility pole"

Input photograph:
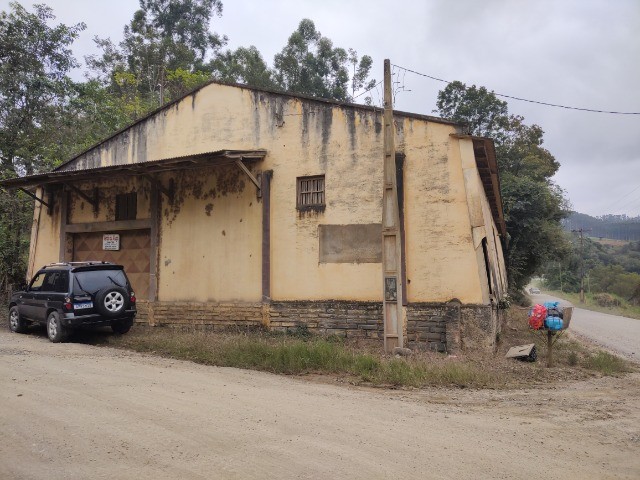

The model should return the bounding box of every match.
[382,59,404,352]
[572,228,590,303]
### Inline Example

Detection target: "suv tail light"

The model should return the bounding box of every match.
[63,297,73,311]
[130,292,136,304]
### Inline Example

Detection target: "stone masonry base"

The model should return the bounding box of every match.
[135,300,500,352]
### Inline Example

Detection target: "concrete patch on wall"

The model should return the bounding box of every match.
[319,224,382,263]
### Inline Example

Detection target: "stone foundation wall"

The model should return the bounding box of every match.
[133,299,500,352]
[134,300,264,330]
[269,301,383,338]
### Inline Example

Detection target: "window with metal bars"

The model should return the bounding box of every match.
[297,175,325,209]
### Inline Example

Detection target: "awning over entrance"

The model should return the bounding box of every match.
[0,149,267,190]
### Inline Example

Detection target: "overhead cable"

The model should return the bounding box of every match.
[392,64,640,115]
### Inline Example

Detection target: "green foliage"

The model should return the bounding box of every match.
[0,2,85,289]
[112,330,495,388]
[210,46,275,88]
[0,2,85,175]
[585,351,631,375]
[272,19,375,102]
[86,0,224,110]
[564,211,640,242]
[435,81,509,138]
[542,236,640,305]
[435,81,570,293]
[592,292,621,307]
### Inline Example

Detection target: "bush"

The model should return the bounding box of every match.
[585,351,631,375]
[593,293,621,307]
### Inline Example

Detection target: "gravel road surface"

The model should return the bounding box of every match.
[1,329,639,480]
[532,293,639,363]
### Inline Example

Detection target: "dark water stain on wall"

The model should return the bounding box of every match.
[251,91,262,145]
[191,90,199,110]
[132,124,148,164]
[163,166,247,225]
[318,106,333,169]
[345,109,357,153]
[301,102,311,148]
[268,96,285,132]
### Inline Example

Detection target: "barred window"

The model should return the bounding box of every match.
[297,175,325,209]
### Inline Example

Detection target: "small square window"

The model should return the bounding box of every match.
[115,192,137,221]
[297,175,325,209]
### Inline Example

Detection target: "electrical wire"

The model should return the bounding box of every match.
[392,64,640,115]
[353,79,383,100]
[600,184,640,213]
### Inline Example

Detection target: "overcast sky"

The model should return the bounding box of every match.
[3,0,639,217]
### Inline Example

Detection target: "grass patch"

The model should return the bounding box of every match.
[107,328,495,389]
[584,351,632,375]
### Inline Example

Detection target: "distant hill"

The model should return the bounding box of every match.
[562,212,640,241]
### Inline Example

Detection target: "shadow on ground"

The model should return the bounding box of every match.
[14,324,119,346]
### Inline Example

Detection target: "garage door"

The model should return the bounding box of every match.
[73,230,151,299]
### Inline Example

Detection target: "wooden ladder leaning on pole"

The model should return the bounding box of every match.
[382,59,405,353]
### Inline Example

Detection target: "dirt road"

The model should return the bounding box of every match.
[1,329,639,480]
[533,292,639,362]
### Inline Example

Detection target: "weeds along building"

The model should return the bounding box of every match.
[0,81,508,352]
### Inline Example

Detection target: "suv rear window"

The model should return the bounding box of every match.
[73,270,128,295]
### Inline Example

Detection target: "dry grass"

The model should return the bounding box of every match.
[500,308,634,377]
[106,328,497,389]
[96,308,636,389]
[3,303,634,389]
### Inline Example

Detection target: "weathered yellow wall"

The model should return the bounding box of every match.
[68,176,151,224]
[457,138,508,302]
[38,82,506,305]
[28,188,61,278]
[156,166,262,302]
[400,126,484,303]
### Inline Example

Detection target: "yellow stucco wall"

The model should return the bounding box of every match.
[156,166,262,302]
[68,177,151,224]
[30,82,505,305]
[398,121,486,303]
[27,187,60,279]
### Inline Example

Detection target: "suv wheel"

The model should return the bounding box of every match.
[47,311,68,343]
[9,306,28,333]
[95,287,129,318]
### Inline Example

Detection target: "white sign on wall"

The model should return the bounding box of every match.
[103,234,120,251]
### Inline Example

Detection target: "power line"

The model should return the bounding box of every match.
[601,184,640,212]
[392,63,640,115]
[353,80,383,100]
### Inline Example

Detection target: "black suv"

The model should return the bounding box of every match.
[8,262,137,342]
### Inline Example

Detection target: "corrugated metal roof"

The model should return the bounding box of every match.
[0,150,267,189]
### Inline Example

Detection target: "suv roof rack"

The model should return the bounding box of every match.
[42,261,114,268]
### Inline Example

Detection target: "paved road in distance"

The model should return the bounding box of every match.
[533,292,639,363]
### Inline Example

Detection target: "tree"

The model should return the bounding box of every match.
[435,81,509,140]
[272,19,375,102]
[0,2,85,176]
[0,2,85,290]
[435,81,569,296]
[87,0,225,108]
[210,46,275,89]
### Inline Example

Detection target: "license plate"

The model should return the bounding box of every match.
[74,302,93,310]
